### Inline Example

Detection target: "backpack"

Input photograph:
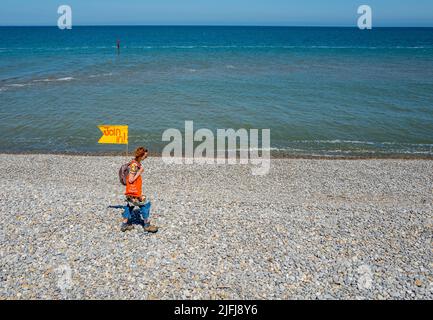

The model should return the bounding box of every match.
[118,160,141,186]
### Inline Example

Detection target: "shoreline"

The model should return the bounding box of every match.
[1,150,432,161]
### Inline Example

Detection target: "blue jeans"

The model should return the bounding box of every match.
[122,201,151,223]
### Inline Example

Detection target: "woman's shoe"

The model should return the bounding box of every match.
[143,224,158,233]
[121,223,134,232]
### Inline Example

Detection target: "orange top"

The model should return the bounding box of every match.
[125,160,142,197]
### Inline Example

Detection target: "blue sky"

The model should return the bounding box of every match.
[0,0,432,26]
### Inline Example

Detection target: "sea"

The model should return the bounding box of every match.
[0,26,432,157]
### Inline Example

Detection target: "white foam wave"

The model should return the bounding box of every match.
[289,140,433,147]
[33,77,75,82]
[271,147,433,156]
[5,45,433,52]
[218,147,280,152]
[33,79,50,82]
[56,77,74,81]
[89,73,112,78]
[2,76,76,90]
[6,83,27,87]
[130,45,433,50]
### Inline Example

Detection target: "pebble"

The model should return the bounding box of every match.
[0,154,432,299]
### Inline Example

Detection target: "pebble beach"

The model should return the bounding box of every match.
[0,154,432,300]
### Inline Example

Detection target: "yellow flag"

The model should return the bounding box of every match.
[98,125,128,144]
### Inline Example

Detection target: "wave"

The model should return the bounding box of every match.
[3,45,433,52]
[1,76,77,91]
[265,140,433,157]
[128,45,433,50]
[57,77,74,81]
[270,140,433,157]
[212,146,431,155]
[5,83,27,87]
[1,72,120,91]
[33,77,75,82]
[89,72,112,78]
[272,147,433,156]
[217,148,280,152]
[289,140,433,147]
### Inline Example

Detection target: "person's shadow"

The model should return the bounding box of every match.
[108,205,146,226]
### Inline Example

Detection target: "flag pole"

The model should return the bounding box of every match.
[126,126,129,160]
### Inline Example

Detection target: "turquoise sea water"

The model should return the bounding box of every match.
[0,26,432,157]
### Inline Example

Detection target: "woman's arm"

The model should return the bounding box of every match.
[128,166,144,184]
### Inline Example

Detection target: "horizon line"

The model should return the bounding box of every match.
[1,24,433,28]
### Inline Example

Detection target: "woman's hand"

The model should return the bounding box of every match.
[129,166,144,183]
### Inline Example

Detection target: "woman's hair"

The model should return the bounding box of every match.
[135,146,148,161]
